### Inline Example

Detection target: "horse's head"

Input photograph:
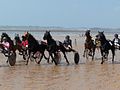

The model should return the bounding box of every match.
[96,31,106,41]
[1,33,10,42]
[43,31,52,40]
[85,30,91,36]
[24,32,39,47]
[14,34,21,41]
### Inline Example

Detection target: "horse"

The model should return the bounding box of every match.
[14,35,29,60]
[14,34,23,53]
[43,31,79,65]
[96,31,115,64]
[24,33,48,65]
[83,30,96,60]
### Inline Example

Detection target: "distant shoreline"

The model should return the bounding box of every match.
[0,29,86,32]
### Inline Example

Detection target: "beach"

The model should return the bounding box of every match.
[0,31,120,90]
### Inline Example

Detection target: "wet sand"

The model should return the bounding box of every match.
[0,34,120,90]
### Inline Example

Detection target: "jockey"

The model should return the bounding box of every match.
[85,30,92,41]
[113,34,120,49]
[21,35,28,50]
[63,35,72,49]
[14,34,21,44]
[1,37,10,55]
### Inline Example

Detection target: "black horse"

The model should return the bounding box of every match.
[43,31,79,65]
[96,31,115,64]
[83,30,96,60]
[24,33,48,65]
[14,35,29,60]
[14,34,23,53]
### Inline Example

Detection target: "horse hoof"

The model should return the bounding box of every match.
[6,60,8,63]
[67,63,69,65]
[112,61,114,64]
[67,62,70,65]
[54,62,58,65]
[23,57,26,60]
[101,61,104,64]
[47,60,49,63]
[37,61,40,64]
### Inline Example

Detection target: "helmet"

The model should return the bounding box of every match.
[65,35,70,39]
[3,37,7,41]
[114,34,118,38]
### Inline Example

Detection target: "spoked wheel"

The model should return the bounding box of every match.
[34,51,42,64]
[8,51,16,66]
[29,52,35,61]
[74,52,79,64]
[54,52,61,64]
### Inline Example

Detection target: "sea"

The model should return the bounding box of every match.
[0,26,119,40]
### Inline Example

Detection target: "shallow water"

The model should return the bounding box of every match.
[0,33,120,90]
[1,53,120,90]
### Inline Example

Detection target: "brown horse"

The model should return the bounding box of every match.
[83,30,96,60]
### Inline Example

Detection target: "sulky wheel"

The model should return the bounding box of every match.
[54,52,61,64]
[8,52,16,66]
[74,52,79,64]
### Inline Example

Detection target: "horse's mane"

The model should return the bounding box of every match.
[99,32,107,41]
[47,31,52,39]
[43,31,54,42]
[27,33,39,46]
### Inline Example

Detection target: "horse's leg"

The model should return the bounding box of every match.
[26,50,30,65]
[83,49,86,57]
[46,54,50,63]
[111,47,115,63]
[50,53,58,65]
[44,53,49,60]
[62,51,69,65]
[85,49,89,59]
[37,53,44,64]
[100,49,104,64]
[23,50,26,60]
[92,46,96,60]
[43,51,50,63]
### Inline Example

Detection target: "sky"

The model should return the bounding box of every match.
[0,0,120,28]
